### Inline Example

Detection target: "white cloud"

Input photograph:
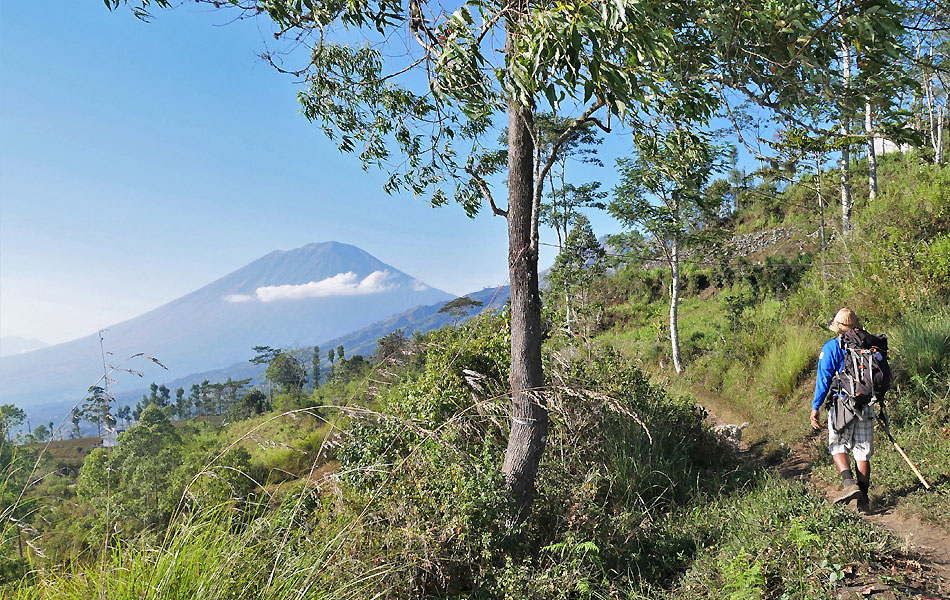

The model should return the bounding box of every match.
[411,280,430,292]
[223,293,255,303]
[224,271,395,303]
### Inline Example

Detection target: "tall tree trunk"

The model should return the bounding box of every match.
[555,165,564,250]
[866,98,877,202]
[839,23,853,236]
[564,290,571,333]
[669,236,683,374]
[530,129,541,253]
[937,105,945,165]
[914,35,924,138]
[501,14,545,523]
[926,46,939,162]
[816,154,826,254]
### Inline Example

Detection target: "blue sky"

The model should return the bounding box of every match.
[0,2,673,346]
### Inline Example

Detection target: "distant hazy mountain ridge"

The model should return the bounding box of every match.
[0,336,48,358]
[115,284,512,403]
[0,242,452,420]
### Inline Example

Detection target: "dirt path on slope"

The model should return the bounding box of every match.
[777,431,950,597]
[695,388,950,598]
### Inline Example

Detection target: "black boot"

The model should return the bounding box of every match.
[857,480,871,513]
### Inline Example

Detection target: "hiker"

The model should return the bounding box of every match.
[811,308,875,512]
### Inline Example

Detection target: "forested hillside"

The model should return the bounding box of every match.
[3,0,950,598]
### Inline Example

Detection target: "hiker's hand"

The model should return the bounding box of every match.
[810,409,821,430]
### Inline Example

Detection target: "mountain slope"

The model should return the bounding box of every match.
[114,285,511,405]
[0,242,451,418]
[0,336,48,357]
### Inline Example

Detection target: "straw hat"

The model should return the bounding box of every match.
[828,308,861,334]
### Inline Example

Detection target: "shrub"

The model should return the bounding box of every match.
[672,476,890,600]
[76,406,186,534]
[332,323,736,597]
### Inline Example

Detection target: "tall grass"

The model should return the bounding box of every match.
[892,308,950,381]
[12,497,391,600]
[757,327,822,400]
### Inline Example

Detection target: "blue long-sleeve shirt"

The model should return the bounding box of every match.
[813,337,844,410]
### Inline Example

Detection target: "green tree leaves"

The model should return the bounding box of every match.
[264,352,307,395]
[0,404,26,442]
[78,405,183,531]
[77,405,255,534]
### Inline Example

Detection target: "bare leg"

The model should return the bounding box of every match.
[833,453,852,474]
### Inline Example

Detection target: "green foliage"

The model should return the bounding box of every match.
[921,232,950,288]
[719,548,766,600]
[788,157,950,329]
[1,440,33,585]
[17,336,898,599]
[722,283,757,332]
[310,345,321,388]
[185,446,255,506]
[78,405,186,533]
[9,501,361,600]
[548,214,606,291]
[438,296,484,318]
[265,353,307,395]
[337,320,736,596]
[250,345,279,365]
[608,155,950,534]
[373,328,409,362]
[231,390,270,421]
[547,214,607,338]
[672,477,890,600]
[861,406,950,521]
[610,129,723,255]
[338,314,511,490]
[79,386,113,436]
[0,404,26,442]
[14,138,950,600]
[6,302,912,599]
[712,255,813,303]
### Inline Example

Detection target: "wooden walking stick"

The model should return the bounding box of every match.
[879,403,931,490]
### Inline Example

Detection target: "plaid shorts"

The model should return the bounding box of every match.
[828,404,875,460]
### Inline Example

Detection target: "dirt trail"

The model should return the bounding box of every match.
[697,389,950,598]
[778,431,950,597]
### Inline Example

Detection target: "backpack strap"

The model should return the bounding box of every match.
[868,350,881,409]
[840,335,867,421]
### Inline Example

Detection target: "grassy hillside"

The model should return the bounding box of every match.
[6,327,919,599]
[595,152,950,528]
[3,154,948,598]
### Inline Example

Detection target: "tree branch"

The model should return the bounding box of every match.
[465,166,508,217]
[536,101,606,196]
[531,101,606,245]
[408,0,440,55]
[476,4,509,45]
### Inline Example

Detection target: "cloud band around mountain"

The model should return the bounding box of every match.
[224,271,395,303]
